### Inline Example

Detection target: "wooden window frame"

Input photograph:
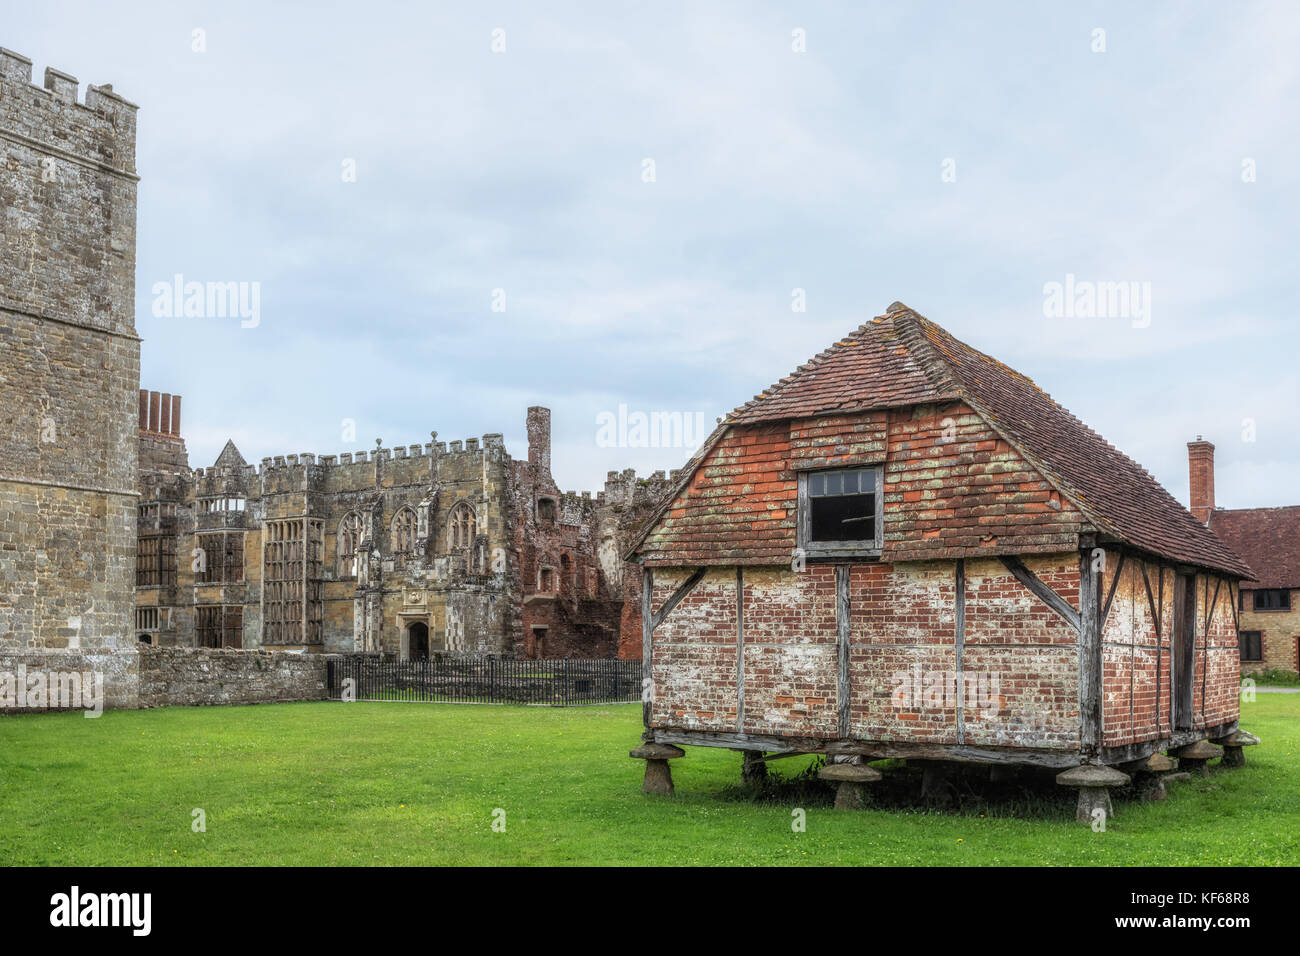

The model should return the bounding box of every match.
[1239,630,1263,663]
[1252,589,1292,612]
[796,467,884,559]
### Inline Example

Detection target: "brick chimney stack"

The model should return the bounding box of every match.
[527,406,551,477]
[1188,436,1215,525]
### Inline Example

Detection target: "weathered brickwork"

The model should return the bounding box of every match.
[1098,552,1241,748]
[650,568,738,731]
[137,404,666,658]
[639,403,1082,567]
[0,47,139,706]
[635,307,1248,768]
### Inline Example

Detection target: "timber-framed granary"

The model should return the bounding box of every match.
[626,302,1259,821]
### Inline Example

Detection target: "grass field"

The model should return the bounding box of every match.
[1,694,1296,866]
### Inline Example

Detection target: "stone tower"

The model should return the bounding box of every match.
[0,47,141,707]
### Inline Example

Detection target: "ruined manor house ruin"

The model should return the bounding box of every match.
[0,46,668,712]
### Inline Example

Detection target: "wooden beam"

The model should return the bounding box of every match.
[1078,549,1102,755]
[836,564,850,738]
[736,566,745,735]
[1000,556,1081,633]
[955,558,966,746]
[651,566,707,631]
[652,728,1082,768]
[641,567,653,733]
[1100,551,1126,628]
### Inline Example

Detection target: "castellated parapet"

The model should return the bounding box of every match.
[0,46,140,707]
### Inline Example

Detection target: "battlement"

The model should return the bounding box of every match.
[598,467,676,508]
[0,46,138,174]
[234,431,509,477]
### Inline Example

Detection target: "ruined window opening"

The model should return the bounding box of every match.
[196,605,244,649]
[264,518,324,645]
[195,531,244,584]
[1253,589,1291,611]
[1239,630,1263,662]
[136,535,177,587]
[198,496,245,514]
[798,467,883,556]
[391,507,418,564]
[338,512,364,578]
[449,502,476,550]
[135,608,159,632]
[537,497,556,522]
[539,566,555,592]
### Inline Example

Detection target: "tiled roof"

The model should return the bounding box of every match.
[1208,506,1300,589]
[630,302,1253,579]
[728,310,958,423]
[898,306,1253,579]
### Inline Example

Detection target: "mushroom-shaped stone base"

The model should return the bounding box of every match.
[1212,730,1260,769]
[819,762,882,810]
[630,743,685,795]
[1056,764,1130,825]
[1172,740,1223,777]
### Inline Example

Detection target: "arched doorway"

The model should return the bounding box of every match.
[408,621,430,660]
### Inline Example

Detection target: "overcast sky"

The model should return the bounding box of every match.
[7,2,1298,507]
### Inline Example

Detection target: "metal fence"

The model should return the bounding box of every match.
[326,655,643,706]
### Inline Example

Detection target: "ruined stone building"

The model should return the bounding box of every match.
[136,396,671,658]
[0,48,141,706]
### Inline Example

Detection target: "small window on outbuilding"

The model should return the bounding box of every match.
[798,467,882,556]
[1253,589,1292,611]
[1240,630,1263,662]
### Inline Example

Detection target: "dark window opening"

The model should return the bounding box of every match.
[1253,589,1292,611]
[807,468,878,544]
[1240,630,1263,662]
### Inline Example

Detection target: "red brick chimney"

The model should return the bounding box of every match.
[1188,437,1215,524]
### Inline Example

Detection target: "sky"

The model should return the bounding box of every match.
[6,1,1298,507]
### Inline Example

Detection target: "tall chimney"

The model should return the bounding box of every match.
[527,406,551,477]
[1188,436,1215,524]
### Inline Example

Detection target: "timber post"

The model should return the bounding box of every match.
[1057,764,1130,825]
[739,750,767,785]
[630,742,685,795]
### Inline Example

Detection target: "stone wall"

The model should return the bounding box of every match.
[0,47,140,683]
[137,645,329,708]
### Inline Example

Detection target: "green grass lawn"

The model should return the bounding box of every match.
[1,694,1297,866]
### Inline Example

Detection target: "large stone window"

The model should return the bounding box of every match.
[137,535,177,587]
[196,605,243,649]
[338,512,364,578]
[449,502,476,550]
[391,507,418,565]
[195,531,244,584]
[263,518,324,645]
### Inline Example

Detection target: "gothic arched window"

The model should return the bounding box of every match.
[449,502,476,550]
[338,512,364,577]
[391,507,418,562]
